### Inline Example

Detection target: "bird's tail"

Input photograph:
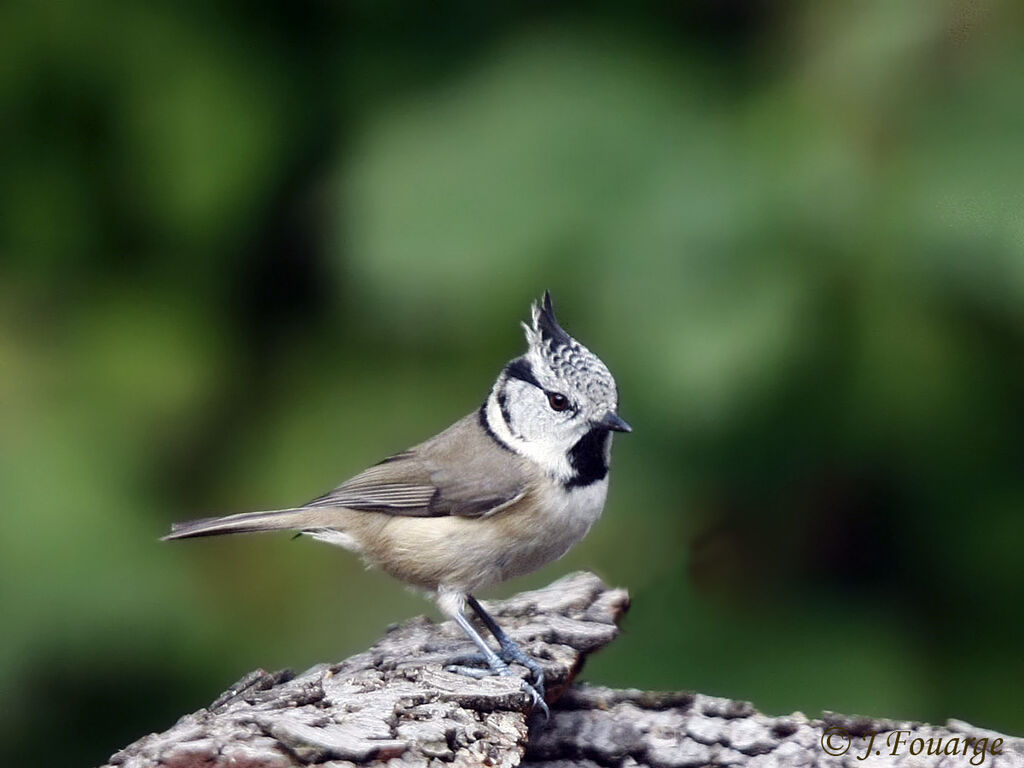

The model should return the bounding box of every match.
[162,507,328,541]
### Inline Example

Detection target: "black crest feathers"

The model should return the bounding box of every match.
[536,291,571,348]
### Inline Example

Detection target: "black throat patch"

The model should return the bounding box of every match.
[564,427,610,489]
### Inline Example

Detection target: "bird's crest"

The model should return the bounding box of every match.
[523,290,572,350]
[519,291,616,406]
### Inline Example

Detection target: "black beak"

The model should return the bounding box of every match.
[595,411,632,433]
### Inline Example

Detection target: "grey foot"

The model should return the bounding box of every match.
[497,643,546,699]
[445,657,549,720]
[444,660,509,679]
[448,648,545,698]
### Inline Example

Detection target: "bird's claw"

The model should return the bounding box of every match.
[498,643,546,698]
[444,662,505,679]
[521,679,549,721]
[445,657,548,718]
[447,649,545,698]
[444,653,493,670]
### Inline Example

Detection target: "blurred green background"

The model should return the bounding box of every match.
[3,2,1024,765]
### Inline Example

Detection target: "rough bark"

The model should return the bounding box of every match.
[524,686,1023,768]
[106,572,1022,768]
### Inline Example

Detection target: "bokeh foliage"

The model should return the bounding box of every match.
[2,2,1023,765]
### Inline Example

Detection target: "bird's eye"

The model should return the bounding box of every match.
[547,392,570,412]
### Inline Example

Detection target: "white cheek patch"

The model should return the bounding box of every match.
[485,394,575,482]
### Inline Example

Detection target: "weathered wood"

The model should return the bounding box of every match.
[525,686,1024,768]
[106,572,628,768]
[106,572,1023,768]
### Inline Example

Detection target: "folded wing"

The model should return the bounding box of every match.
[304,413,531,518]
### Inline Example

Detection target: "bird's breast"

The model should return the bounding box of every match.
[548,477,609,542]
[491,476,609,583]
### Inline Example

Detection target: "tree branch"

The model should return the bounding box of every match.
[106,572,1022,768]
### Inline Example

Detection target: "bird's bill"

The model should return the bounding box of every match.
[595,411,632,433]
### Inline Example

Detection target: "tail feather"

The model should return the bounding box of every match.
[162,507,330,541]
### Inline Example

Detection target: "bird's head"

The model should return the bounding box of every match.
[484,292,630,484]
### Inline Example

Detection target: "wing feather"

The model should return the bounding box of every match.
[303,413,531,518]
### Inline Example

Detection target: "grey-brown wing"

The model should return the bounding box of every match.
[303,413,530,518]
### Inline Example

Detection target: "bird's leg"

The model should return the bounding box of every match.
[439,591,548,719]
[466,595,546,699]
[445,608,510,677]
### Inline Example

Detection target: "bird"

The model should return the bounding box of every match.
[163,291,631,717]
